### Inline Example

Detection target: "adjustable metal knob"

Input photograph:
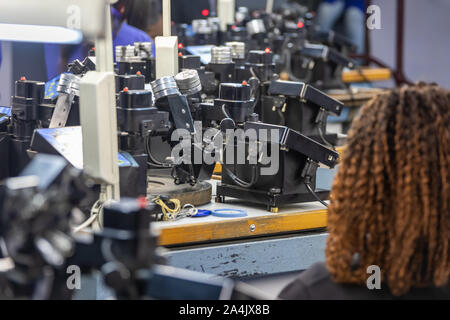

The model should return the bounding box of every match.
[150,76,180,101]
[225,42,246,60]
[56,73,80,96]
[210,46,233,64]
[175,70,202,96]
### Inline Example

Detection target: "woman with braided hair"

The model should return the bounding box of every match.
[280,83,450,299]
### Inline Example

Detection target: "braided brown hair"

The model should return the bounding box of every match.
[325,83,450,296]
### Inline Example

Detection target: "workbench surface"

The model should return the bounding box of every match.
[327,87,385,107]
[154,181,328,247]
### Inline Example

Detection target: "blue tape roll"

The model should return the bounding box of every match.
[212,209,247,218]
[192,209,212,218]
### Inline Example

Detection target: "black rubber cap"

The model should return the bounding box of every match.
[218,83,251,101]
[119,89,153,109]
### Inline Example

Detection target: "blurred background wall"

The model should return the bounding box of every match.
[369,0,450,88]
[0,0,449,106]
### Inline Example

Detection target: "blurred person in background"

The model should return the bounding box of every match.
[280,83,450,299]
[45,2,154,81]
[123,0,164,39]
[316,0,366,54]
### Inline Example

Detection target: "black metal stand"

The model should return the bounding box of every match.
[216,183,330,213]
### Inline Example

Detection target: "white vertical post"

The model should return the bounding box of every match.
[155,0,178,78]
[0,42,13,107]
[95,3,120,201]
[95,4,114,73]
[162,0,171,37]
[217,0,235,32]
[80,2,120,206]
[266,0,274,14]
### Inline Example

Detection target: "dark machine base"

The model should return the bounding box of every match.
[0,133,9,180]
[147,174,212,207]
[216,183,330,213]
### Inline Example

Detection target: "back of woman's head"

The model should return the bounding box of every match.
[326,83,450,296]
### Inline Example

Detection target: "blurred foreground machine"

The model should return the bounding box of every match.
[0,155,270,300]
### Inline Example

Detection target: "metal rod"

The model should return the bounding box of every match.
[354,0,411,85]
[162,0,171,37]
[95,4,120,201]
[95,5,114,73]
[364,0,371,66]
[395,0,406,84]
[266,0,274,14]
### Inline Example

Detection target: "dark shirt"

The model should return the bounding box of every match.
[279,262,450,300]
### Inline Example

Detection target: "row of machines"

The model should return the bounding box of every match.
[0,3,356,298]
[0,42,343,211]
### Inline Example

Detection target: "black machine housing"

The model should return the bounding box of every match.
[217,122,339,211]
[214,81,341,211]
[264,79,344,145]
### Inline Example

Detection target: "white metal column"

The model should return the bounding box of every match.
[79,3,120,206]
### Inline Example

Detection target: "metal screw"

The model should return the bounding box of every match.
[269,188,281,194]
[250,224,256,232]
